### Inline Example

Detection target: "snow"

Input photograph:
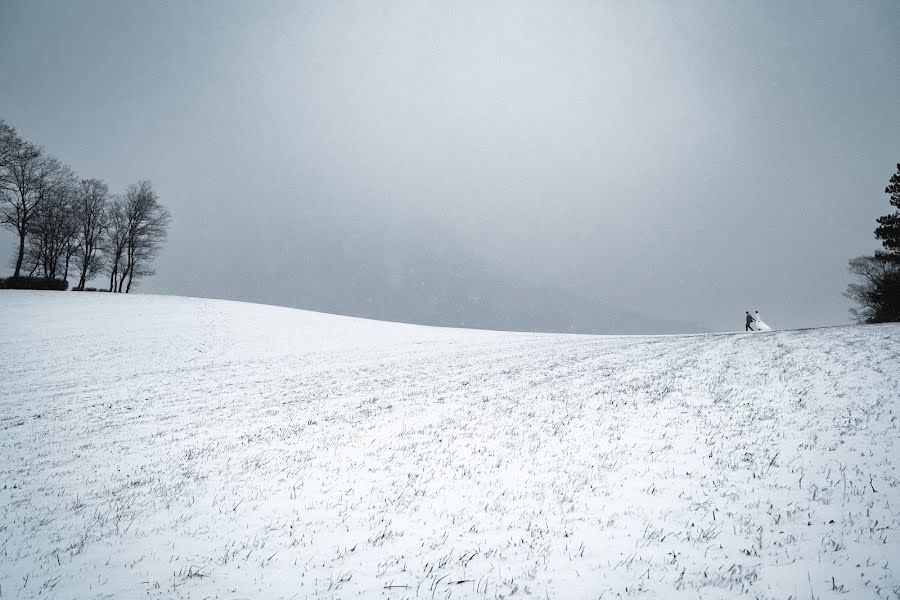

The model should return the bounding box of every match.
[1,291,899,599]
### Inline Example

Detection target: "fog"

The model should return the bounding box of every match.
[2,1,898,332]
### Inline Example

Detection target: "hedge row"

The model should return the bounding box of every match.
[0,276,69,291]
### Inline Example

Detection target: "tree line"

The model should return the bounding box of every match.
[0,118,170,292]
[845,163,900,323]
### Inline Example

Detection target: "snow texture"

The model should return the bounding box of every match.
[1,291,899,599]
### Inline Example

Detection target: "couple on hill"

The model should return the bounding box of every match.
[745,310,771,332]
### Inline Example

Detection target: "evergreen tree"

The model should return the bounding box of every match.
[874,164,900,258]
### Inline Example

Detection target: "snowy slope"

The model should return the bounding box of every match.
[1,291,898,599]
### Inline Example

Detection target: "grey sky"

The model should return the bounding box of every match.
[1,1,898,333]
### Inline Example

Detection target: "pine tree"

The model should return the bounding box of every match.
[874,164,900,258]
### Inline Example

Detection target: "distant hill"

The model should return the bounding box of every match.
[228,237,702,334]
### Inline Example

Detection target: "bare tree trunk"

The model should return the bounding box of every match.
[108,264,117,292]
[76,242,91,289]
[123,252,133,292]
[13,232,25,277]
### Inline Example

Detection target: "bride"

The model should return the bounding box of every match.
[752,310,772,331]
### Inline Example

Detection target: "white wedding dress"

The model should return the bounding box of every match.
[751,312,772,331]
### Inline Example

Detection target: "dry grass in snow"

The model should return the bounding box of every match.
[1,291,899,599]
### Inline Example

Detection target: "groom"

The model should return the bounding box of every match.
[745,311,755,331]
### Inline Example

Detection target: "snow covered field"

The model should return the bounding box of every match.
[2,291,899,599]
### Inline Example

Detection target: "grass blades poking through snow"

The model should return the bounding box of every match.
[1,291,899,599]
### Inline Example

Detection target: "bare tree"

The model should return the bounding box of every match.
[117,181,170,293]
[22,167,78,279]
[0,121,16,273]
[104,195,128,292]
[62,220,79,281]
[0,128,56,277]
[73,178,109,289]
[844,254,900,323]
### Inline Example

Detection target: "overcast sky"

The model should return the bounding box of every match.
[1,1,898,333]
